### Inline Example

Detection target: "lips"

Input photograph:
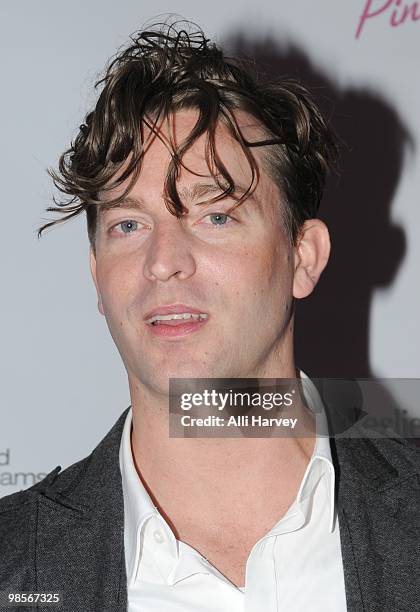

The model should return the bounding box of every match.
[144,303,210,338]
[143,303,208,322]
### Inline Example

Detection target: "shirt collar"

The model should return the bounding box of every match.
[119,407,159,580]
[297,370,336,533]
[119,370,336,581]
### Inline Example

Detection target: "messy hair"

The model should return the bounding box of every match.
[38,20,337,250]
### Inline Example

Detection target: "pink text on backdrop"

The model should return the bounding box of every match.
[356,0,420,38]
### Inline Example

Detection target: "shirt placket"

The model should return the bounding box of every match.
[244,508,306,612]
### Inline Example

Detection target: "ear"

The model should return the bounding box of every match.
[89,246,105,316]
[293,219,330,299]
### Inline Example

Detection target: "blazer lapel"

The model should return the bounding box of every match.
[332,435,420,612]
[33,409,129,612]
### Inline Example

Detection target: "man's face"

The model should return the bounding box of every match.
[90,110,297,396]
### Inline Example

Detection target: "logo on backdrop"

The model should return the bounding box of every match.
[0,448,46,490]
[356,0,420,39]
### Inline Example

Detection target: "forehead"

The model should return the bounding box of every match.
[101,108,280,207]
[166,107,265,150]
[142,109,264,178]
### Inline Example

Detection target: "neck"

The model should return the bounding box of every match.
[128,359,316,532]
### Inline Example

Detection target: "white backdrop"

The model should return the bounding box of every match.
[1,0,419,494]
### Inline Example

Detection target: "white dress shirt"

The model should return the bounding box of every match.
[119,372,348,611]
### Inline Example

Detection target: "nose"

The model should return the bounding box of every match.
[143,217,196,282]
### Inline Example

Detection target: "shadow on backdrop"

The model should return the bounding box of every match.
[227,34,413,380]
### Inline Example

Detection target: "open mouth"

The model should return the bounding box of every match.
[146,313,209,326]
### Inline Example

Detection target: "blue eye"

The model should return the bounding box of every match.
[209,213,229,225]
[119,220,138,233]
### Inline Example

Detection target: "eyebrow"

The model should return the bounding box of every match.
[178,182,249,203]
[99,182,253,214]
[99,196,145,213]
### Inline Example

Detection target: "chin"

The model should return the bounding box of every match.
[137,362,211,388]
[164,364,211,381]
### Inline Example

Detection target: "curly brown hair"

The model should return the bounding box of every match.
[38,20,337,251]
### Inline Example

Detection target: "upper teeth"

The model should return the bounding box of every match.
[147,313,208,324]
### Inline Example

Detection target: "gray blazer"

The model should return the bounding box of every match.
[0,407,419,612]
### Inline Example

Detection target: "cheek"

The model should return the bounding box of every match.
[245,237,291,288]
[248,238,294,312]
[95,258,134,316]
[215,239,292,322]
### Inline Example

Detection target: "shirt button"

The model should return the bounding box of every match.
[153,529,165,543]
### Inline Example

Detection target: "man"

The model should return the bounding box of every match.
[1,22,419,612]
